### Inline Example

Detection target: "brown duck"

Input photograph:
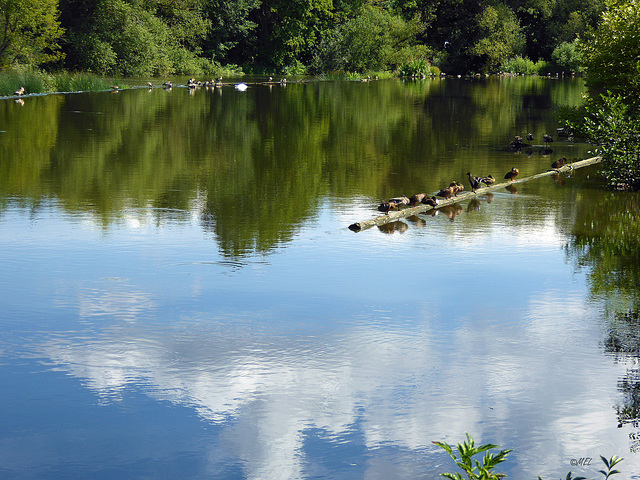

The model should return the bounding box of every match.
[422,196,439,207]
[409,193,427,205]
[389,195,410,206]
[450,181,464,196]
[436,186,455,199]
[378,201,398,213]
[480,174,495,186]
[551,157,566,169]
[504,167,519,181]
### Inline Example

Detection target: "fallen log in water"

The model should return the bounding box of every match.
[348,156,603,232]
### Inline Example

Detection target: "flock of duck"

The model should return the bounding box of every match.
[377,133,568,214]
[10,76,292,98]
[377,173,499,213]
[509,132,554,149]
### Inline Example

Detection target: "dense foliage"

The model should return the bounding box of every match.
[569,0,640,190]
[581,0,640,108]
[0,0,64,67]
[1,0,606,75]
[580,93,640,190]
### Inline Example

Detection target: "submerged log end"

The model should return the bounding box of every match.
[349,222,362,232]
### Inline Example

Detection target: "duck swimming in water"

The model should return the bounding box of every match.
[504,167,519,181]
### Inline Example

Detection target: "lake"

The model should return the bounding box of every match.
[1,76,639,480]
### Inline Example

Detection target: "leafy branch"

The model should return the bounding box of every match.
[433,433,512,480]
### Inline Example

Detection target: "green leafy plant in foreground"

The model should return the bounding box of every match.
[598,455,623,479]
[436,435,623,480]
[537,454,623,480]
[433,433,512,480]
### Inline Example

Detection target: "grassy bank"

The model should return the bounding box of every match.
[0,63,251,96]
[0,68,112,96]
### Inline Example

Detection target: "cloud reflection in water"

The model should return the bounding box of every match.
[32,282,631,479]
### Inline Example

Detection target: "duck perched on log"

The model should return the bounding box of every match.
[504,167,519,181]
[551,157,566,169]
[422,196,439,207]
[526,133,534,141]
[450,181,464,196]
[409,193,427,205]
[481,174,495,186]
[466,172,482,192]
[389,195,410,206]
[436,186,455,199]
[378,201,398,213]
[14,86,25,96]
[543,133,553,144]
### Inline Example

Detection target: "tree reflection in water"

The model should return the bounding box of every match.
[568,192,640,440]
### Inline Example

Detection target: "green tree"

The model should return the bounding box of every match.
[423,0,484,73]
[509,0,557,60]
[551,39,583,73]
[580,0,640,106]
[471,2,524,73]
[388,0,442,35]
[313,4,426,73]
[252,0,334,71]
[60,0,210,75]
[203,0,259,64]
[0,0,65,66]
[547,0,604,45]
[580,93,640,190]
[564,0,640,191]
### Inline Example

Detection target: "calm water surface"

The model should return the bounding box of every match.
[1,77,640,479]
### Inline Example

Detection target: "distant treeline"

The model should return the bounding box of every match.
[0,0,604,76]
